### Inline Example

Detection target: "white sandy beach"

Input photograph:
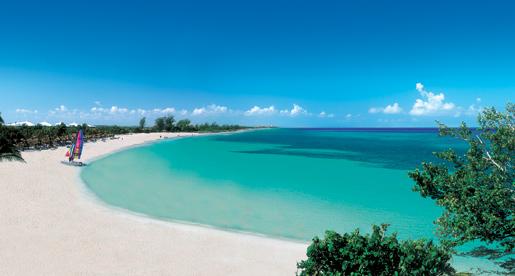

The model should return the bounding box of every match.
[0,133,307,276]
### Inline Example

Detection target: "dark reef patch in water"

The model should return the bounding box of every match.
[217,128,467,170]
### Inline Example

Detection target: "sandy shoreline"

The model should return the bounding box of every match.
[0,132,307,275]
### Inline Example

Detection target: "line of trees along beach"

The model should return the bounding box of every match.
[0,114,247,154]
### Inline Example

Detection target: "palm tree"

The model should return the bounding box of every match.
[0,131,24,162]
[0,112,24,162]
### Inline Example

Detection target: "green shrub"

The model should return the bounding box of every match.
[297,224,454,275]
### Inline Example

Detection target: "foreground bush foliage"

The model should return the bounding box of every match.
[297,224,454,275]
[409,103,514,253]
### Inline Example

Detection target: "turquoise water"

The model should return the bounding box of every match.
[81,128,500,272]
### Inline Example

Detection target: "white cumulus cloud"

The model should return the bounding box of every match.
[368,107,381,114]
[55,105,67,112]
[90,106,129,115]
[109,106,129,114]
[210,104,228,113]
[16,108,38,114]
[134,108,147,116]
[191,104,228,116]
[244,105,276,116]
[280,104,308,117]
[90,106,185,119]
[192,107,206,116]
[369,103,402,114]
[383,103,402,114]
[151,107,176,114]
[318,111,335,118]
[161,107,175,114]
[409,83,455,116]
[48,105,70,115]
[416,83,424,91]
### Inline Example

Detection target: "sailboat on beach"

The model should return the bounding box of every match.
[63,129,85,166]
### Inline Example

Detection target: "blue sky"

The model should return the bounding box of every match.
[0,0,513,127]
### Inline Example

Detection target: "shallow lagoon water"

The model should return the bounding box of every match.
[81,128,501,272]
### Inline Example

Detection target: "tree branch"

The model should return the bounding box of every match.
[476,135,505,172]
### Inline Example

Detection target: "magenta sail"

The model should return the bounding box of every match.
[68,129,84,162]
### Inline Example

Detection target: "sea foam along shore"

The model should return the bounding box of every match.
[0,132,306,276]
